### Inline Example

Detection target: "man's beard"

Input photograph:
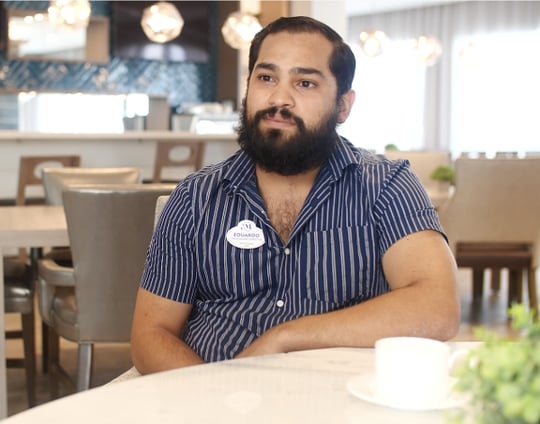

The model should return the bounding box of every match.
[237,101,339,176]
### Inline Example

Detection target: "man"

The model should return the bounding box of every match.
[131,16,460,374]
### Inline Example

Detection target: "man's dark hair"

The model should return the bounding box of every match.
[247,16,356,98]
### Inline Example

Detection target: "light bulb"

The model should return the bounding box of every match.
[141,2,184,44]
[359,30,388,57]
[221,11,262,50]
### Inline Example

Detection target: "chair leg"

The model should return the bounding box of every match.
[21,311,36,407]
[508,269,522,308]
[77,343,94,392]
[472,268,484,302]
[490,268,501,294]
[42,322,49,373]
[516,269,524,303]
[528,267,538,318]
[47,325,60,400]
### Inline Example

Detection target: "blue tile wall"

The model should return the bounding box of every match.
[0,1,217,109]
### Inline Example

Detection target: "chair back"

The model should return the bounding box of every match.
[42,167,141,205]
[154,195,170,227]
[438,157,540,264]
[383,150,451,192]
[16,155,80,205]
[62,184,176,342]
[152,140,205,183]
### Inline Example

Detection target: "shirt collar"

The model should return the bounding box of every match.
[221,136,360,193]
[222,151,255,194]
[325,136,360,182]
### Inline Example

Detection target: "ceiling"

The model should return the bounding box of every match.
[345,0,462,16]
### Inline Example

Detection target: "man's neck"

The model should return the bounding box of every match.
[255,166,321,192]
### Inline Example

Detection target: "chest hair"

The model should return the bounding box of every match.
[256,167,319,244]
[265,195,305,243]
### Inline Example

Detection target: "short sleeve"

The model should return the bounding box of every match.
[372,159,445,254]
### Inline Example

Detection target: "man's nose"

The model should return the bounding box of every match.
[267,83,295,109]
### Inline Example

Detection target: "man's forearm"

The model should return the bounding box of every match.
[131,328,204,374]
[286,287,458,350]
[237,281,459,358]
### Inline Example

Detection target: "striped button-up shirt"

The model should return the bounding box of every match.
[141,137,443,362]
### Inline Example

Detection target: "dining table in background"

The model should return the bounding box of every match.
[0,205,68,419]
[2,344,478,423]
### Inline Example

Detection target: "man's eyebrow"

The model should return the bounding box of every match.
[291,67,325,79]
[254,62,326,79]
[254,62,277,72]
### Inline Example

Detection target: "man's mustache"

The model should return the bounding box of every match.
[253,107,305,130]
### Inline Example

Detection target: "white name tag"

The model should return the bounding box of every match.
[226,220,265,249]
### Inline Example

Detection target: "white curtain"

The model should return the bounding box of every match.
[346,1,540,154]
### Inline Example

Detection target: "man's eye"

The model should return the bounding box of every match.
[299,80,315,88]
[259,75,273,82]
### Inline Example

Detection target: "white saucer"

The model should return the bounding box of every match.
[346,373,467,411]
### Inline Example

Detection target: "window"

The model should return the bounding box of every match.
[338,41,427,152]
[17,92,147,133]
[451,30,540,157]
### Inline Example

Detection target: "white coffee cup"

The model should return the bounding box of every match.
[374,337,462,409]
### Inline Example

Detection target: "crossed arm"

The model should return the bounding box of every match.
[130,229,460,374]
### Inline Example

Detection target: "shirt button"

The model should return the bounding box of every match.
[276,299,285,308]
[284,248,291,255]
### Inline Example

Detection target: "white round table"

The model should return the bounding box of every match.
[5,344,476,423]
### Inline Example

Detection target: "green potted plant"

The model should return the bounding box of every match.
[384,143,399,151]
[450,304,540,424]
[430,165,455,186]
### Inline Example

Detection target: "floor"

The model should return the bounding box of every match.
[4,268,528,417]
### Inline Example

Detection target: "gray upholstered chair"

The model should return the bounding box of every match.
[38,167,143,370]
[107,194,170,385]
[37,183,175,396]
[154,195,170,225]
[41,166,142,264]
[42,167,141,205]
[438,158,540,314]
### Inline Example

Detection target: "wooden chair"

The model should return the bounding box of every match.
[16,155,81,206]
[15,155,81,261]
[495,151,518,158]
[4,254,38,407]
[456,242,534,308]
[438,158,540,315]
[4,155,80,406]
[152,140,205,183]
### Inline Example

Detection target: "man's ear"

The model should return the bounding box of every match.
[337,90,356,123]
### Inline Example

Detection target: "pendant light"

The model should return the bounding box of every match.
[141,1,184,44]
[414,35,442,66]
[359,30,388,57]
[48,0,91,31]
[221,11,262,50]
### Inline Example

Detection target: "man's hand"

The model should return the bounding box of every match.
[234,325,289,358]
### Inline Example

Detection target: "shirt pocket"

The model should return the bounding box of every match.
[297,224,379,306]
